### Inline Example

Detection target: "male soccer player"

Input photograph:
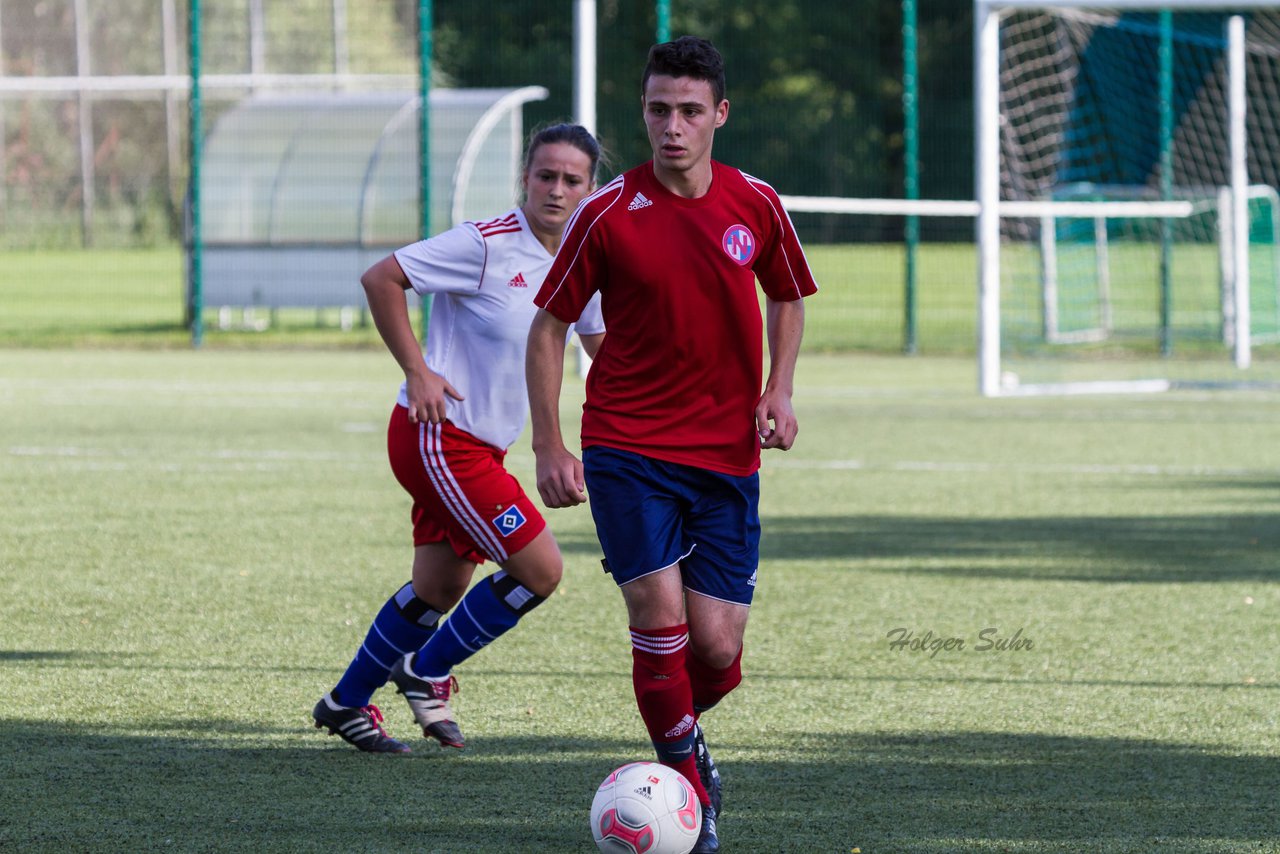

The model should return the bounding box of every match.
[526,36,818,854]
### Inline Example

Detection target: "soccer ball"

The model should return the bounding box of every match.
[590,761,702,854]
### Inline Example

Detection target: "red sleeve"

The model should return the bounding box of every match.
[535,177,625,323]
[744,175,819,302]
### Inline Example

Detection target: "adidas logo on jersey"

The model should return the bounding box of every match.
[507,272,528,288]
[627,192,653,211]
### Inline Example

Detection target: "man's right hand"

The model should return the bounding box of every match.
[534,445,588,508]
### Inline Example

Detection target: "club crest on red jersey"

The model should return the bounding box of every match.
[722,224,755,266]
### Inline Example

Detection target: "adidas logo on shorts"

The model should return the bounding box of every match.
[627,192,653,211]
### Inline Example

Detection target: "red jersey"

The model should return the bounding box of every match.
[536,161,818,476]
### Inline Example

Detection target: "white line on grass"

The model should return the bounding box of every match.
[763,458,1280,477]
[0,378,385,395]
[0,379,388,411]
[6,446,382,469]
[8,446,1279,479]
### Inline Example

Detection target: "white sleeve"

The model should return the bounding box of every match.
[570,291,605,336]
[393,223,485,296]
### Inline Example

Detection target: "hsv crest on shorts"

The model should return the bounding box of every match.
[722,224,755,266]
[491,503,528,537]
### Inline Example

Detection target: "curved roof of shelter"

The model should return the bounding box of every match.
[201,87,548,246]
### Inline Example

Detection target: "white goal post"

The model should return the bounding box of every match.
[975,0,1280,396]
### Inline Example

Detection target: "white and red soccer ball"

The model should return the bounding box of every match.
[590,761,702,854]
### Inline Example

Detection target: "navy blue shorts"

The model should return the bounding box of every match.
[583,445,761,606]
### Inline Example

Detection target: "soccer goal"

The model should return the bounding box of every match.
[1016,185,1280,346]
[976,0,1280,395]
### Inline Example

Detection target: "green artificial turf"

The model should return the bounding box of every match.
[1,350,1278,852]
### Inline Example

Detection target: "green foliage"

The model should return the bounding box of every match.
[0,1,977,247]
[664,0,899,196]
[2,350,1279,851]
[0,0,424,249]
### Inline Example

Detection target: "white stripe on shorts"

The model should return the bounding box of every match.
[417,422,509,562]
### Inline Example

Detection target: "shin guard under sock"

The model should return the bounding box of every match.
[630,624,709,806]
[412,570,544,678]
[332,582,443,707]
[688,645,743,718]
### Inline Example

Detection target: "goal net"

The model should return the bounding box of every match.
[979,2,1280,394]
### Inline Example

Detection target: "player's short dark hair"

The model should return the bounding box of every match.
[642,36,726,105]
[523,122,607,183]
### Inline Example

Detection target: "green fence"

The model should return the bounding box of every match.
[0,0,976,352]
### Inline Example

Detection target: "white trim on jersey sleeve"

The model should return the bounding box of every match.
[393,223,486,297]
[571,291,605,336]
[561,174,624,239]
[540,176,625,309]
[741,170,818,299]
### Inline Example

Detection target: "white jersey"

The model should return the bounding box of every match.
[393,207,603,450]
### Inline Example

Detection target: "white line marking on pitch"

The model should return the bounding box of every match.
[763,458,1279,477]
[7,447,1279,479]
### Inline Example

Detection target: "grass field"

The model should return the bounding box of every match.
[0,246,973,353]
[2,349,1278,852]
[3,244,1278,370]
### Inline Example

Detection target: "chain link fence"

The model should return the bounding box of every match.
[0,0,976,350]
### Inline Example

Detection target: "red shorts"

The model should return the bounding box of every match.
[386,406,546,564]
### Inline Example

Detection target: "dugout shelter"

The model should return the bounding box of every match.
[189,86,547,315]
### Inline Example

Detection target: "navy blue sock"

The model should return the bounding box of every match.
[652,729,699,767]
[332,582,443,707]
[411,570,544,678]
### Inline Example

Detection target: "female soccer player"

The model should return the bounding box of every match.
[313,123,605,753]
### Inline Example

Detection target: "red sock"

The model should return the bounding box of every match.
[630,625,709,806]
[688,645,743,718]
